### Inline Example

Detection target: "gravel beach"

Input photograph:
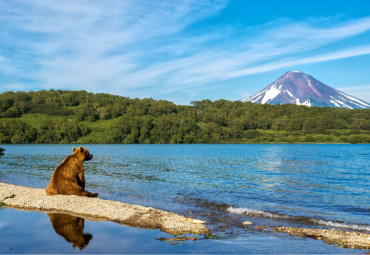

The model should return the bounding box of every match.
[272,226,370,250]
[0,182,210,236]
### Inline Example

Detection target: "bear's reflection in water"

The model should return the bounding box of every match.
[48,213,93,250]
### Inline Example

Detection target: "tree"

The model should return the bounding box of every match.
[2,106,21,118]
[76,104,99,122]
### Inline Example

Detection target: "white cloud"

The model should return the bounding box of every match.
[0,0,228,89]
[226,45,370,79]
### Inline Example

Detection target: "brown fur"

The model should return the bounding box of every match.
[48,213,92,250]
[46,146,98,197]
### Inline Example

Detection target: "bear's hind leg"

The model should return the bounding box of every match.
[46,184,58,196]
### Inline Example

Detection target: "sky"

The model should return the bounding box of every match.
[1,0,370,105]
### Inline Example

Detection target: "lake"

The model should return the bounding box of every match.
[0,144,369,253]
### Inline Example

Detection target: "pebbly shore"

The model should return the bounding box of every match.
[0,182,210,236]
[265,226,370,250]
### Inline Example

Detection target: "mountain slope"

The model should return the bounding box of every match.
[241,71,370,109]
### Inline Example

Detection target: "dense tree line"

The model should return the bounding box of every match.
[0,90,369,144]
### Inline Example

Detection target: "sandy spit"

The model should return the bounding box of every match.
[272,226,370,250]
[0,182,210,236]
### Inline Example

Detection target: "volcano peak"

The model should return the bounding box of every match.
[241,71,370,109]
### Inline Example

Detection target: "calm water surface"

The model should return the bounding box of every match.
[0,144,369,253]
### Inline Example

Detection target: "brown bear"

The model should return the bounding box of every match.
[46,146,98,197]
[48,213,92,250]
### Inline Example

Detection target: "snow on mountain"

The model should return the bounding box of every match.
[241,71,370,109]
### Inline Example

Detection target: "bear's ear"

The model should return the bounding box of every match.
[79,146,85,152]
[72,147,77,153]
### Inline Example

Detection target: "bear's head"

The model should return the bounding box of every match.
[72,147,93,161]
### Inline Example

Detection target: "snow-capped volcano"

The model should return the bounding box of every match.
[241,71,370,109]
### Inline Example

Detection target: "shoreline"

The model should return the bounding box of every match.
[0,182,210,236]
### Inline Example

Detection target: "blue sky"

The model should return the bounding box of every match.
[1,0,370,105]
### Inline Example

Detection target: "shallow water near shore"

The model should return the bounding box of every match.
[0,208,362,254]
[0,144,369,253]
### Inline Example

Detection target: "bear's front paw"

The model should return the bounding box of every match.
[92,193,99,197]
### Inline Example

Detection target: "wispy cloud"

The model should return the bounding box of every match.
[0,0,370,101]
[0,0,227,93]
[226,45,370,79]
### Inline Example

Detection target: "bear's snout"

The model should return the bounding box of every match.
[86,154,93,160]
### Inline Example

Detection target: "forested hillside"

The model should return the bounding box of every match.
[0,90,369,144]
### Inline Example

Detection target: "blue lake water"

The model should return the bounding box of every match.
[0,144,369,253]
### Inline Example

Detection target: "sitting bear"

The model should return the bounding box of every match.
[46,146,98,197]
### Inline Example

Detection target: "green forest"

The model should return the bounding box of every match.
[0,90,369,144]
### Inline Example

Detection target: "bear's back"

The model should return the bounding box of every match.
[55,154,82,174]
